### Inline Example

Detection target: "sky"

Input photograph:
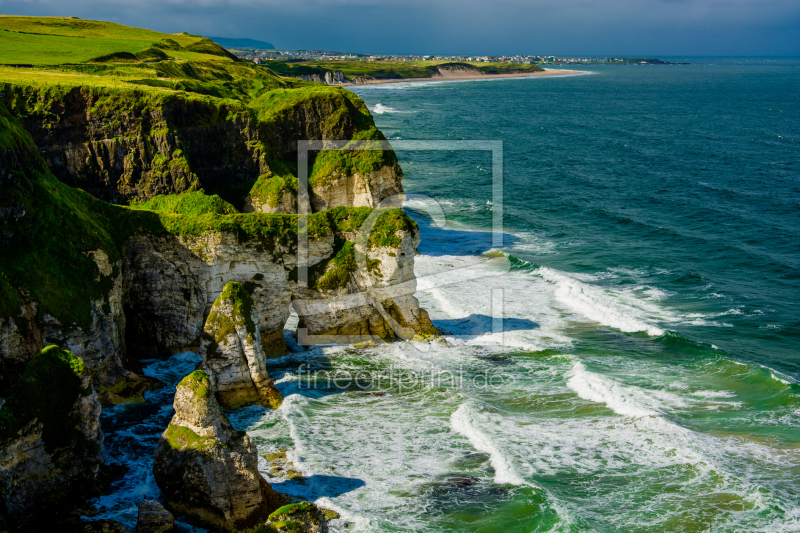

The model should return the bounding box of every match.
[2,0,799,56]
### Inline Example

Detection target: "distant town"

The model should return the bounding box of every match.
[233,49,679,65]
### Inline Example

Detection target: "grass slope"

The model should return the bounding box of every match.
[0,16,235,65]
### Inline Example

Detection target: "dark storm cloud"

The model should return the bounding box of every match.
[2,0,798,55]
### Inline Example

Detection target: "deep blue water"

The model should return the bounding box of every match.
[92,59,800,533]
[355,58,800,375]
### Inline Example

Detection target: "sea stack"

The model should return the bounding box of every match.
[199,281,283,410]
[0,346,104,529]
[152,370,287,531]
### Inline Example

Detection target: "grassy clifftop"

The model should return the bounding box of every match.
[264,59,545,81]
[0,17,398,210]
[0,17,408,329]
[0,16,303,100]
[0,16,238,65]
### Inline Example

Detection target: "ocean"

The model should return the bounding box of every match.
[91,59,800,532]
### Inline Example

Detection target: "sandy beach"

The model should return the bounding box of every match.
[343,68,584,86]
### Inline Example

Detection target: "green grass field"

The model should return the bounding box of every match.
[0,16,234,64]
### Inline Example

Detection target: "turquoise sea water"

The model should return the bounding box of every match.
[92,59,800,532]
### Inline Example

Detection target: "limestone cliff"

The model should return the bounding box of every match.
[199,281,283,410]
[121,205,437,360]
[152,370,288,531]
[0,102,159,402]
[0,346,104,529]
[0,85,436,404]
[1,84,404,213]
[294,208,438,344]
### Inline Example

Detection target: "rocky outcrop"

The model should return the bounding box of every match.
[309,164,405,212]
[122,208,437,360]
[153,370,288,531]
[0,190,434,403]
[0,249,161,404]
[295,71,346,85]
[199,282,282,410]
[135,500,176,533]
[295,209,438,344]
[0,346,104,529]
[262,502,328,533]
[0,88,436,407]
[1,84,404,212]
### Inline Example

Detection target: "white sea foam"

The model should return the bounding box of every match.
[537,266,667,335]
[450,403,527,486]
[414,254,573,351]
[566,361,690,418]
[768,372,793,385]
[370,103,411,114]
[692,389,737,399]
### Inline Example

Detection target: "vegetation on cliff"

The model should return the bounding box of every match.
[132,189,238,217]
[0,103,415,329]
[262,59,545,81]
[204,281,257,345]
[0,346,94,452]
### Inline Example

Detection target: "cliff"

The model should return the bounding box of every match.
[0,16,440,531]
[0,101,436,402]
[1,81,404,213]
[0,346,104,529]
[199,281,283,410]
[153,370,288,531]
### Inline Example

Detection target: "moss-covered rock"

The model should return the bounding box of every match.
[199,282,283,410]
[153,370,288,532]
[258,502,328,533]
[0,345,104,529]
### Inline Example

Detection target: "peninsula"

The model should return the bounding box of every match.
[0,15,435,532]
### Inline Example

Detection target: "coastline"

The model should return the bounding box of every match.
[342,68,584,86]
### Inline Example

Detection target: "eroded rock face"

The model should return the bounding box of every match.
[0,346,104,529]
[309,163,405,213]
[135,499,175,533]
[262,502,329,533]
[0,253,161,403]
[5,85,404,212]
[122,210,437,359]
[0,91,435,405]
[1,209,437,404]
[199,282,282,410]
[295,212,438,343]
[152,370,288,531]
